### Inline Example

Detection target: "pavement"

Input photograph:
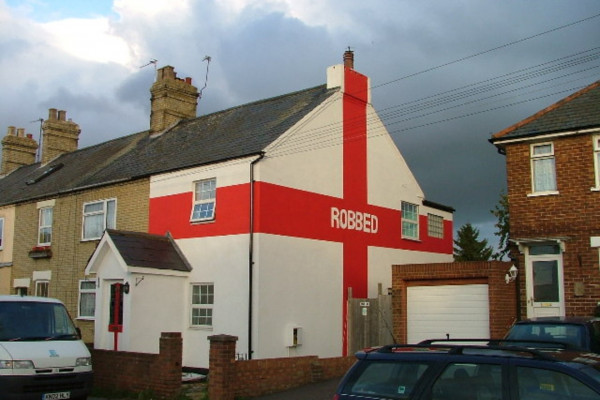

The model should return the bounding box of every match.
[89,377,340,400]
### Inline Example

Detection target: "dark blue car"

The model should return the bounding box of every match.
[334,341,600,399]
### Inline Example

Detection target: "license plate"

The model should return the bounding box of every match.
[43,392,70,400]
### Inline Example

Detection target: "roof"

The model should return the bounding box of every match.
[106,230,192,272]
[491,80,600,143]
[0,84,337,206]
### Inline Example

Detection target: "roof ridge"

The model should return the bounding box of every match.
[492,79,600,139]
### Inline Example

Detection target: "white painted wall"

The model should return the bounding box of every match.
[253,234,343,359]
[176,235,250,367]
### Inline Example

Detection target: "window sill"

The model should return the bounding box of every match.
[77,317,95,321]
[28,248,52,259]
[591,187,600,192]
[190,218,216,225]
[402,236,421,242]
[189,325,214,331]
[527,190,559,197]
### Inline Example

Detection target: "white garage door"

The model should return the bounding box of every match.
[407,284,489,344]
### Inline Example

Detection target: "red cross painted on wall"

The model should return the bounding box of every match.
[149,67,452,356]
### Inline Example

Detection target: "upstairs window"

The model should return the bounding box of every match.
[402,202,419,240]
[531,143,557,193]
[191,283,214,327]
[38,207,53,245]
[82,199,116,240]
[191,178,216,222]
[427,214,444,238]
[0,217,4,250]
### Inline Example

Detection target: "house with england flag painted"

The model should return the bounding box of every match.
[1,51,453,369]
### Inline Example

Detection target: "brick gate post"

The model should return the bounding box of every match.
[208,334,238,400]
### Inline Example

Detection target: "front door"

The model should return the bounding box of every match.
[526,244,565,317]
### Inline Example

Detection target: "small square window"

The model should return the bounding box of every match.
[35,281,49,297]
[427,214,444,238]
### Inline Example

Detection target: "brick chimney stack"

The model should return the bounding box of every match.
[1,126,39,175]
[343,49,354,70]
[41,108,81,165]
[149,66,199,134]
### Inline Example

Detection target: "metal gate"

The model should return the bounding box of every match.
[347,285,394,354]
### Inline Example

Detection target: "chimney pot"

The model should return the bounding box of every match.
[58,110,66,121]
[17,128,25,137]
[185,77,192,84]
[343,49,354,70]
[7,126,16,136]
[48,108,58,120]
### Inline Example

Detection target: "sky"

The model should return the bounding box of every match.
[1,0,599,253]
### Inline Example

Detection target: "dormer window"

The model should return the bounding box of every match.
[531,143,557,194]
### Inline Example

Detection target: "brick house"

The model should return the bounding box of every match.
[0,51,454,368]
[490,80,600,318]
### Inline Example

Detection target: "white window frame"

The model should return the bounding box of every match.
[593,136,600,190]
[35,280,49,297]
[78,279,97,319]
[190,283,214,328]
[427,213,444,239]
[82,198,116,240]
[0,217,4,250]
[38,207,53,246]
[190,178,216,222]
[530,142,558,195]
[402,201,419,240]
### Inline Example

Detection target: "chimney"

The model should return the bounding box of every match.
[41,108,81,165]
[149,66,199,134]
[343,48,354,69]
[1,126,39,175]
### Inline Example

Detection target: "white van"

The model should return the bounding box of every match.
[0,295,93,400]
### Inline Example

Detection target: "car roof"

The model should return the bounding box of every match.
[357,342,600,369]
[0,295,64,304]
[516,316,600,324]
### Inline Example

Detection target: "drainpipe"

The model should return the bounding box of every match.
[248,152,265,359]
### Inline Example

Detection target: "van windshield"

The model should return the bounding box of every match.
[0,301,79,341]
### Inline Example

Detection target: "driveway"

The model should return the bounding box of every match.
[250,378,340,400]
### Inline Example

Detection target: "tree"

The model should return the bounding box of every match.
[454,223,494,261]
[490,191,510,260]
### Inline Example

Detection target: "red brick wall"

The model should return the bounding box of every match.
[208,335,355,399]
[91,332,182,399]
[391,261,517,343]
[505,135,600,316]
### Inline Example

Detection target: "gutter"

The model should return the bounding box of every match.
[248,152,265,359]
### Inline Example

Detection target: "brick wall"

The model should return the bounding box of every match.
[208,334,354,399]
[11,179,149,342]
[505,135,600,316]
[391,261,517,343]
[92,332,182,399]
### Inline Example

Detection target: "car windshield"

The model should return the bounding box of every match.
[506,323,585,349]
[340,359,431,399]
[0,301,79,341]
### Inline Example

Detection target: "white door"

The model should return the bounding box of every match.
[407,284,490,343]
[526,252,565,317]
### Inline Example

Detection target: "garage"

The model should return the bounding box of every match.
[407,284,490,343]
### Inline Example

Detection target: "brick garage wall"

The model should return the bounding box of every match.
[92,332,182,399]
[391,261,517,343]
[208,334,354,400]
[505,137,600,317]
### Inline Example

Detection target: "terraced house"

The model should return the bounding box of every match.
[0,51,453,368]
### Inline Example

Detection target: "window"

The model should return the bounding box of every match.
[428,214,444,238]
[35,280,49,297]
[191,178,216,222]
[594,136,600,189]
[531,143,557,193]
[402,202,419,239]
[15,287,27,296]
[191,283,214,327]
[78,280,96,319]
[429,363,502,400]
[82,199,116,240]
[0,217,4,250]
[517,366,599,399]
[38,207,53,245]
